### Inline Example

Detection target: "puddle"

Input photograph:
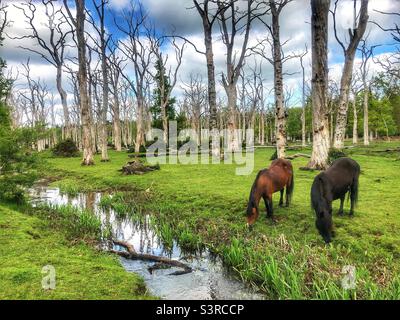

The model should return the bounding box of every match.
[29,186,264,300]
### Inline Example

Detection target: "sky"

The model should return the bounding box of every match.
[1,0,399,123]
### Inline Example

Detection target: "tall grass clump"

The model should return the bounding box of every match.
[177,227,202,252]
[99,192,132,218]
[38,204,102,240]
[57,180,80,196]
[223,238,245,268]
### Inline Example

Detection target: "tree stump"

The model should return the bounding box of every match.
[119,160,160,175]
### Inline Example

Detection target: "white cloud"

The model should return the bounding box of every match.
[3,0,399,115]
[108,0,131,11]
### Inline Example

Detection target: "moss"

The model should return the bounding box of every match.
[0,203,153,300]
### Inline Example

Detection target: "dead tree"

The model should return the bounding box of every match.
[359,38,377,146]
[114,3,155,153]
[350,70,363,145]
[64,0,94,165]
[182,74,207,146]
[306,0,331,170]
[152,37,186,145]
[216,0,266,152]
[13,0,72,138]
[49,92,58,146]
[107,42,125,151]
[372,9,400,80]
[20,60,38,128]
[244,62,263,139]
[332,0,369,149]
[299,45,308,147]
[86,0,110,161]
[253,0,297,158]
[191,0,231,157]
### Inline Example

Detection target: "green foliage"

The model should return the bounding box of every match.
[99,192,135,218]
[57,179,81,196]
[287,107,303,140]
[369,95,397,137]
[0,29,38,203]
[0,203,150,299]
[150,56,176,129]
[0,108,39,203]
[52,139,79,157]
[38,203,102,241]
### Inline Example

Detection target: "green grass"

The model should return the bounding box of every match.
[37,203,103,241]
[38,140,400,299]
[0,203,152,299]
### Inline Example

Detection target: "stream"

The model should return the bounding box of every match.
[29,186,264,300]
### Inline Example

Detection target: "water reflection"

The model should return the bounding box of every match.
[30,186,264,300]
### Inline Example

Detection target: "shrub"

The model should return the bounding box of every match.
[328,148,347,165]
[0,103,39,203]
[52,139,79,157]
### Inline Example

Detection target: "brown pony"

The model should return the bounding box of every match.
[246,158,294,227]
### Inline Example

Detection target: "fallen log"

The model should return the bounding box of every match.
[285,153,311,160]
[111,239,192,275]
[369,148,400,153]
[119,160,160,175]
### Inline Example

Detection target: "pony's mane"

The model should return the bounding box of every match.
[311,173,330,213]
[246,169,266,217]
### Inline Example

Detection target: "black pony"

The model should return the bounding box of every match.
[311,157,360,243]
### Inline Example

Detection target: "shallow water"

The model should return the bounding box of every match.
[30,186,264,300]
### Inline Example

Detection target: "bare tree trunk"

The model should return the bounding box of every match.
[135,97,145,153]
[65,0,94,165]
[193,0,229,157]
[271,3,287,158]
[261,111,265,145]
[225,85,238,151]
[113,93,122,151]
[352,98,358,144]
[300,49,307,147]
[332,0,369,149]
[363,85,369,145]
[100,31,109,160]
[56,66,71,139]
[307,0,330,170]
[204,25,219,156]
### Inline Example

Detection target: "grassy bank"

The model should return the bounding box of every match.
[40,141,400,299]
[0,203,151,299]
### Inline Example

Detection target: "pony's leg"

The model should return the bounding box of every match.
[263,196,270,218]
[338,195,345,216]
[279,190,284,207]
[263,195,274,220]
[350,185,356,216]
[285,186,290,207]
[268,197,275,221]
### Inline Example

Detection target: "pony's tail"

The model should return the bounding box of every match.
[287,171,294,204]
[352,176,359,207]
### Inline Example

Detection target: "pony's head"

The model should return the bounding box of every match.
[311,174,333,243]
[246,201,259,228]
[315,210,333,243]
